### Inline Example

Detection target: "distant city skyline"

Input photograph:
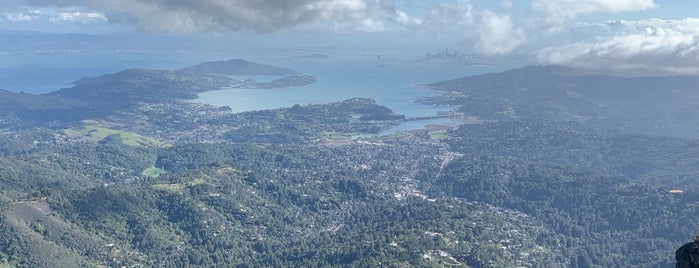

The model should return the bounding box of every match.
[2,0,699,74]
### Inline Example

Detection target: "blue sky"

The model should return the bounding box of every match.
[2,0,699,74]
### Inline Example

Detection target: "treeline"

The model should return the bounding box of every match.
[0,137,563,267]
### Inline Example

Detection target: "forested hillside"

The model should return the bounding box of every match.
[428,65,699,138]
[429,120,699,267]
[0,64,698,267]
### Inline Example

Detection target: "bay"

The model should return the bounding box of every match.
[195,56,507,132]
[0,52,510,133]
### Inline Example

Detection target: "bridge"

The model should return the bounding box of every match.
[403,112,466,121]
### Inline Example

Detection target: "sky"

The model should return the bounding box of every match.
[1,0,699,74]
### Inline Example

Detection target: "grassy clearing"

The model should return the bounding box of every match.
[429,131,448,140]
[152,183,186,191]
[62,123,165,147]
[141,166,166,178]
[217,166,238,174]
[118,132,163,147]
[321,131,357,140]
[62,126,115,141]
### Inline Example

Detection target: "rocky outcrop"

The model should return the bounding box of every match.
[676,240,699,268]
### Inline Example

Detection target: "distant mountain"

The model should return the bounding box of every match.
[180,58,298,76]
[245,74,316,88]
[429,65,699,138]
[0,30,55,36]
[295,53,330,59]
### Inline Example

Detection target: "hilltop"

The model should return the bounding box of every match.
[179,58,298,76]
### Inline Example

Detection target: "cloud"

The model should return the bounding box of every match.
[477,10,524,55]
[19,0,398,33]
[297,1,426,33]
[422,1,476,29]
[536,18,699,74]
[421,1,524,55]
[12,0,677,67]
[12,0,525,55]
[532,0,657,32]
[3,9,41,22]
[49,11,107,24]
[395,10,422,27]
[533,0,656,15]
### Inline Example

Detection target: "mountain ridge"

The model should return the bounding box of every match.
[428,65,699,138]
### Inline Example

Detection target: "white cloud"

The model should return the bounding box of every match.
[532,0,656,32]
[49,11,107,24]
[299,0,409,33]
[421,1,524,55]
[422,1,475,29]
[477,10,524,55]
[3,9,41,22]
[395,10,422,27]
[536,18,699,74]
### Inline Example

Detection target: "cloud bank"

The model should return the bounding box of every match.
[15,0,699,74]
[14,0,525,55]
[49,11,107,24]
[419,1,524,55]
[20,0,398,32]
[532,0,656,32]
[537,18,699,75]
[477,9,524,55]
[4,9,41,22]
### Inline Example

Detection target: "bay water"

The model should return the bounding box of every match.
[1,52,508,133]
[195,56,506,133]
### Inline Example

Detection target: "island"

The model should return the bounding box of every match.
[294,53,330,59]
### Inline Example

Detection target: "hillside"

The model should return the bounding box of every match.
[0,59,315,127]
[48,69,233,106]
[2,109,698,266]
[1,64,699,266]
[179,58,298,76]
[0,89,93,126]
[428,65,699,138]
